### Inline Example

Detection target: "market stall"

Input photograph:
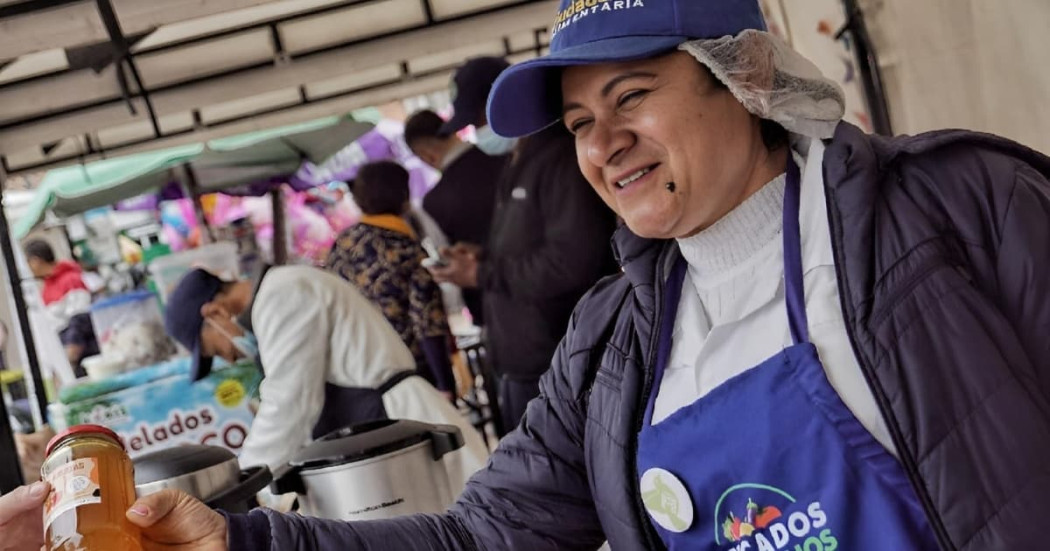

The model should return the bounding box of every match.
[1,115,375,469]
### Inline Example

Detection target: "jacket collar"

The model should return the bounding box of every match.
[236,264,272,333]
[47,260,82,282]
[611,224,679,294]
[359,214,417,239]
[826,121,1050,190]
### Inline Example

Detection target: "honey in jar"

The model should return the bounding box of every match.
[41,424,143,551]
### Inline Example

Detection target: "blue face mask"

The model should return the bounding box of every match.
[230,331,259,361]
[475,125,518,156]
[208,318,260,363]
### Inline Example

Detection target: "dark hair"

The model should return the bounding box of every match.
[403,110,445,147]
[353,161,411,216]
[24,239,55,263]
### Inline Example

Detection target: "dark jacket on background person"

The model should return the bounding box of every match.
[422,145,507,324]
[326,217,456,392]
[225,122,1050,551]
[479,125,618,381]
[423,145,506,249]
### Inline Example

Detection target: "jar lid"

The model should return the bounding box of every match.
[46,424,124,457]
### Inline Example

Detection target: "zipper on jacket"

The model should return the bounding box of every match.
[823,181,956,551]
[629,250,669,551]
[868,255,946,330]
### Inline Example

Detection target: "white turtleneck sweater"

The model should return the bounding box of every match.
[653,139,897,456]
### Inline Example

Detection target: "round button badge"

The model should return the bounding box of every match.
[640,468,694,533]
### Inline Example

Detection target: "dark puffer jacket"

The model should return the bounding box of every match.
[227,122,1050,551]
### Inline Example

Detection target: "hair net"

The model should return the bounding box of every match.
[679,30,846,140]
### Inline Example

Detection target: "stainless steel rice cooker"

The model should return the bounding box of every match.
[271,419,464,521]
[134,445,272,513]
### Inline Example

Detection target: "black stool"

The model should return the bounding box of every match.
[456,336,506,446]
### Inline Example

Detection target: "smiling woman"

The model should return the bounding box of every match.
[18,1,1050,550]
[561,52,786,239]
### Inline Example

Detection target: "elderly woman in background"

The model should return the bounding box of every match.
[326,160,457,396]
[9,0,1049,549]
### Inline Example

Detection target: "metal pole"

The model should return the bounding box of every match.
[270,188,288,265]
[0,389,26,493]
[838,0,894,135]
[0,167,48,429]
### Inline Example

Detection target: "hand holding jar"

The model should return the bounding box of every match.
[26,423,228,551]
[125,489,228,550]
[0,480,49,551]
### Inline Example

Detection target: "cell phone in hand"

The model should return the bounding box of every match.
[422,257,449,269]
[421,238,449,269]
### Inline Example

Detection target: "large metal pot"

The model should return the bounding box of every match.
[134,445,271,513]
[271,419,464,521]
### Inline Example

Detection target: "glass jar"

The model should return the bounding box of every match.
[42,425,143,551]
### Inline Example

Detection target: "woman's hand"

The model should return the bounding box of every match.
[126,489,228,550]
[0,481,48,551]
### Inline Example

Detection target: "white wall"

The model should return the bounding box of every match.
[864,0,1050,152]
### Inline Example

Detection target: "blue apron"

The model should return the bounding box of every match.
[635,157,939,551]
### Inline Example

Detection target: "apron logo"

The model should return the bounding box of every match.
[640,468,694,533]
[714,484,839,551]
[723,498,782,542]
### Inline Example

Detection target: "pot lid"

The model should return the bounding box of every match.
[134,445,237,485]
[291,419,463,471]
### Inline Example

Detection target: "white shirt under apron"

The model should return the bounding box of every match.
[652,139,897,456]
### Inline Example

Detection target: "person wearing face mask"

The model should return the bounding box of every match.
[161,266,488,485]
[33,1,1050,549]
[404,109,507,324]
[429,56,618,433]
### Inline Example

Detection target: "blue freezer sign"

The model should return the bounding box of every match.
[116,406,249,454]
[62,361,261,458]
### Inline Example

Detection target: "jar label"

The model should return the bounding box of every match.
[43,457,102,530]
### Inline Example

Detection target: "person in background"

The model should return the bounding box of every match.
[24,239,99,375]
[430,56,618,432]
[25,239,88,307]
[399,196,470,332]
[162,266,487,489]
[326,161,457,397]
[404,108,507,324]
[13,0,1050,548]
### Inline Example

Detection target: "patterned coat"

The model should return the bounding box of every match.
[326,216,452,389]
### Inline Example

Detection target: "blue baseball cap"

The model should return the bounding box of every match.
[487,0,767,137]
[164,268,225,381]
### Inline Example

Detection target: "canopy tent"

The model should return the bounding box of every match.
[0,0,557,176]
[14,115,373,237]
[13,144,204,236]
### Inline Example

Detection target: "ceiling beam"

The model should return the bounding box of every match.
[0,0,556,154]
[0,0,278,62]
[5,72,452,175]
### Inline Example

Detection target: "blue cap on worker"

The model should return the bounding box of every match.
[164,268,225,381]
[486,0,768,138]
